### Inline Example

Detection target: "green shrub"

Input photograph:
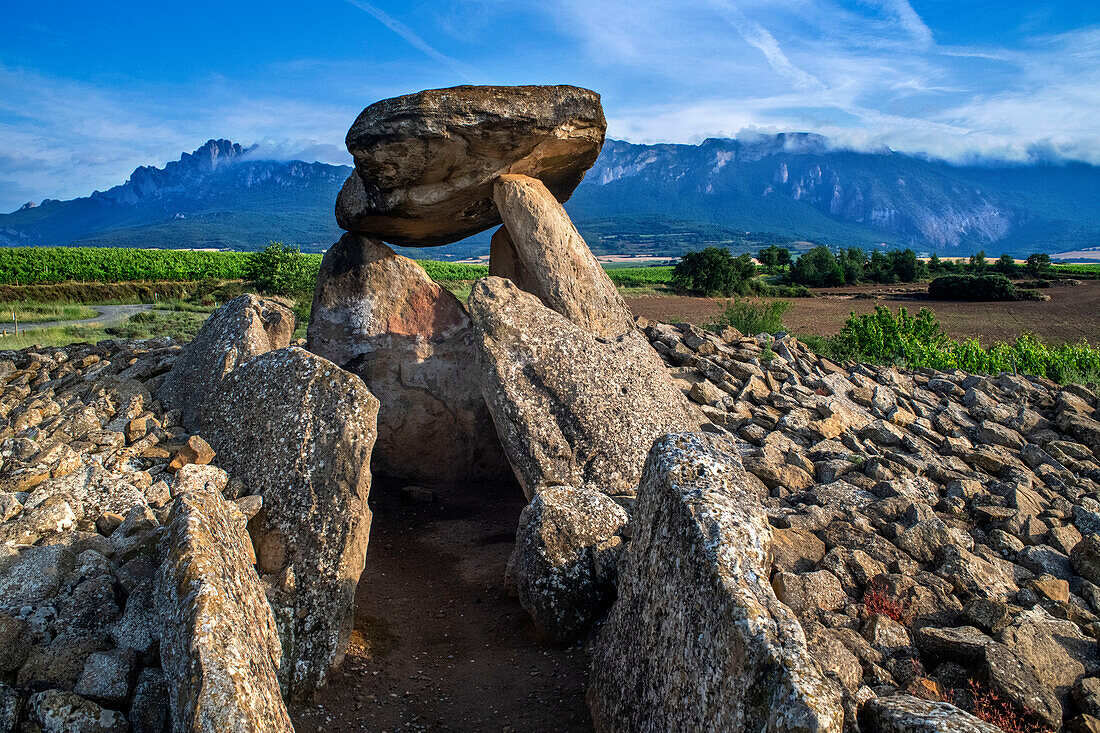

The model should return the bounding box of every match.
[247,242,319,295]
[816,305,1100,384]
[672,248,756,296]
[928,274,1020,301]
[712,299,790,335]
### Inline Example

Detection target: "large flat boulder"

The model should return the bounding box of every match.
[201,347,378,700]
[492,174,634,340]
[157,464,292,733]
[587,433,843,733]
[337,85,606,246]
[158,294,294,430]
[307,233,506,481]
[469,277,705,499]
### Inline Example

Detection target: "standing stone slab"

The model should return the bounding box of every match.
[469,277,705,499]
[588,433,843,733]
[202,347,379,700]
[157,464,292,733]
[307,233,506,482]
[492,173,634,340]
[338,84,606,246]
[158,294,294,430]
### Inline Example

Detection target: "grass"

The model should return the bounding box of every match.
[711,299,791,335]
[0,324,113,350]
[0,301,98,324]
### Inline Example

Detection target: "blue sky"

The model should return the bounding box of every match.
[2,0,1098,211]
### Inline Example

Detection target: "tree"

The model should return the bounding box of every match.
[928,254,943,273]
[672,247,755,296]
[890,249,924,282]
[790,246,844,287]
[757,245,792,271]
[838,248,867,285]
[1025,252,1053,277]
[248,241,315,295]
[969,251,987,272]
[994,253,1018,275]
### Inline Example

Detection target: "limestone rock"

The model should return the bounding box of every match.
[860,694,1001,732]
[157,464,292,733]
[506,486,628,643]
[492,174,634,339]
[157,294,294,430]
[201,347,378,700]
[338,84,605,246]
[25,689,128,733]
[588,433,843,732]
[306,233,505,481]
[470,277,705,499]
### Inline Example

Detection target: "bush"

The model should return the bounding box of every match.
[1025,252,1053,277]
[672,248,756,296]
[818,305,1100,384]
[712,299,790,335]
[247,242,319,295]
[928,274,1021,301]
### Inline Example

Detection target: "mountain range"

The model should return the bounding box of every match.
[2,135,1098,258]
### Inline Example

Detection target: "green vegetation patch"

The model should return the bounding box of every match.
[928,274,1042,301]
[814,306,1100,385]
[713,299,791,336]
[0,246,256,284]
[0,301,98,324]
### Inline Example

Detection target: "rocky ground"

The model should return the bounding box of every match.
[3,312,1100,731]
[644,316,1100,732]
[0,338,236,731]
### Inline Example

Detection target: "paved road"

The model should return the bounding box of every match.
[11,304,153,332]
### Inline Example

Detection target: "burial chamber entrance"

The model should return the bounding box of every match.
[288,474,594,732]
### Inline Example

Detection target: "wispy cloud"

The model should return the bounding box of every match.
[342,0,481,83]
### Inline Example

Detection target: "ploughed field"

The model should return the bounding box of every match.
[626,278,1100,346]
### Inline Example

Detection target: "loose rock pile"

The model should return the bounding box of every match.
[0,336,281,731]
[641,316,1100,731]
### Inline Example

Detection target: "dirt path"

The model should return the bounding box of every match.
[14,303,152,331]
[290,478,593,733]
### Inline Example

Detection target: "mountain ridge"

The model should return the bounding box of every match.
[2,136,1098,257]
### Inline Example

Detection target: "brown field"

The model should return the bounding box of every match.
[625,278,1100,345]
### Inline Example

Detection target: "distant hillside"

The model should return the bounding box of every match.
[572,136,1100,256]
[3,135,1098,257]
[0,140,349,252]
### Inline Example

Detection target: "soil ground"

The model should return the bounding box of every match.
[290,478,593,733]
[625,278,1100,345]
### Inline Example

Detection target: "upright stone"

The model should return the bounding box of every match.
[469,277,705,499]
[338,85,606,246]
[201,347,379,700]
[588,433,844,733]
[158,294,294,430]
[488,226,538,296]
[307,233,506,481]
[157,464,292,733]
[492,173,634,339]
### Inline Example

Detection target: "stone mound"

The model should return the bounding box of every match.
[337,84,606,246]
